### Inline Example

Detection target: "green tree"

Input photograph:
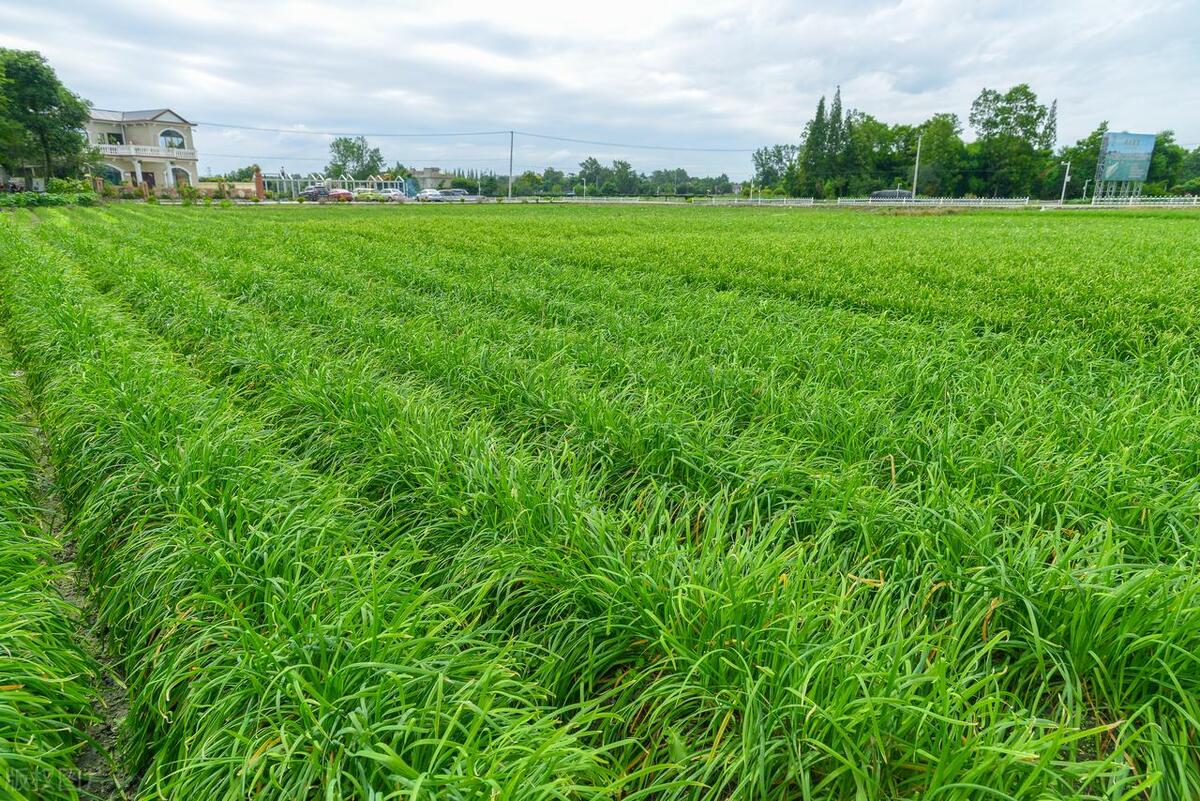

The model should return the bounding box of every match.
[969,84,1056,196]
[752,144,798,188]
[916,113,966,196]
[1182,146,1200,183]
[798,95,828,196]
[205,163,261,182]
[611,160,639,195]
[512,170,542,196]
[969,84,1052,142]
[541,166,565,192]
[383,161,412,180]
[646,167,689,195]
[577,157,609,191]
[325,136,384,180]
[1146,130,1188,190]
[0,60,23,171]
[0,49,91,180]
[825,87,845,193]
[478,174,500,196]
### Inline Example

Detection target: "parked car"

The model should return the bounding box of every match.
[328,188,354,202]
[416,189,445,202]
[299,185,329,201]
[440,188,471,201]
[377,188,405,201]
[352,189,385,202]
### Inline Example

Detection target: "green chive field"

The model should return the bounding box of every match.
[2,204,1199,800]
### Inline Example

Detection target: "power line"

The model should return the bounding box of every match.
[197,122,509,138]
[204,152,509,163]
[197,121,757,154]
[513,130,755,154]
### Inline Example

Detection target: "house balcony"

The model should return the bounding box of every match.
[97,143,197,161]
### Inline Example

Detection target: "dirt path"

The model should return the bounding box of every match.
[11,364,134,800]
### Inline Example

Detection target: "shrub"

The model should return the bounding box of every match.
[47,177,92,194]
[145,195,159,205]
[0,192,97,208]
[1170,177,1200,196]
[219,199,234,208]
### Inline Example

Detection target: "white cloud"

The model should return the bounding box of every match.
[1,0,1195,178]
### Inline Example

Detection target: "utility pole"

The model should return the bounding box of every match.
[1081,177,1091,201]
[507,130,514,200]
[1059,160,1072,205]
[911,133,923,200]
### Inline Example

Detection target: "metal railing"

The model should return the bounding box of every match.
[549,195,816,206]
[837,196,1030,207]
[261,174,416,199]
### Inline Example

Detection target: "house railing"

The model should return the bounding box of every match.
[97,144,197,160]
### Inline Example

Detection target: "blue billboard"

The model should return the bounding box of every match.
[1097,132,1156,182]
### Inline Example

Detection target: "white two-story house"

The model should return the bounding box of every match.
[87,108,198,189]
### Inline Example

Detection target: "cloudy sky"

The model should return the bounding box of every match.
[1,0,1196,179]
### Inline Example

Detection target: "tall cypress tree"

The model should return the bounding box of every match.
[826,87,846,194]
[1039,100,1057,151]
[800,95,828,197]
[827,88,843,166]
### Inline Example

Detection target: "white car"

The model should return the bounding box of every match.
[416,189,444,202]
[377,188,405,201]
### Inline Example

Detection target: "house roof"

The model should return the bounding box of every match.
[90,108,193,125]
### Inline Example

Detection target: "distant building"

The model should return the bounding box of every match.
[87,108,198,189]
[410,167,448,190]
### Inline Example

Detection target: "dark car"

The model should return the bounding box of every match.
[869,189,913,200]
[300,185,330,201]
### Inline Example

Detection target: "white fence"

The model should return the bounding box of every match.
[837,196,1031,207]
[550,195,816,207]
[1090,196,1200,207]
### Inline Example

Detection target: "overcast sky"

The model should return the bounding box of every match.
[1,0,1196,179]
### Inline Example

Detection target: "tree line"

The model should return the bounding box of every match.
[505,158,733,197]
[754,84,1200,199]
[311,135,736,196]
